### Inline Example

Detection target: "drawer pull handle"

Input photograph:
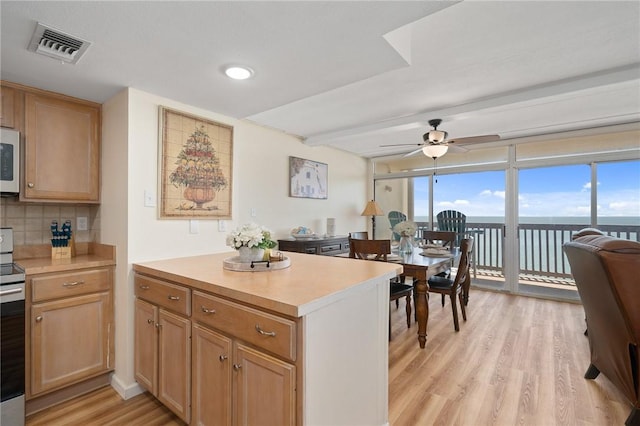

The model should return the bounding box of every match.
[147,319,154,324]
[35,315,43,322]
[201,306,216,314]
[0,288,23,296]
[255,324,277,337]
[28,182,35,188]
[167,295,180,301]
[139,285,150,290]
[219,355,228,362]
[63,280,85,287]
[233,364,242,371]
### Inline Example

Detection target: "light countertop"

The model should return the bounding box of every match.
[133,251,401,318]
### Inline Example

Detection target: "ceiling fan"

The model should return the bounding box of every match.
[381,119,501,158]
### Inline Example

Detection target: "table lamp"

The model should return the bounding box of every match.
[361,200,384,237]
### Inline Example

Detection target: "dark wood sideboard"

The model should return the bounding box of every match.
[277,236,350,256]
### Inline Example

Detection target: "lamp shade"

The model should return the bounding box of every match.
[422,144,449,159]
[361,200,384,216]
[423,129,448,143]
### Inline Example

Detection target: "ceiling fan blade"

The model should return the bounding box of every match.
[447,135,500,145]
[379,143,425,147]
[403,147,424,157]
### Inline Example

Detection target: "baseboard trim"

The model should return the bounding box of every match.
[110,374,144,400]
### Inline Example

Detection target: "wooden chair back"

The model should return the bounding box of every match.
[422,230,456,248]
[349,238,391,261]
[452,238,473,290]
[349,231,369,240]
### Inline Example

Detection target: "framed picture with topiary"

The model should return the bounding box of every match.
[159,106,233,219]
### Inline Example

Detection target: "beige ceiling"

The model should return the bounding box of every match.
[1,1,639,158]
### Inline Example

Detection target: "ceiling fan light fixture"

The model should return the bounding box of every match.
[422,144,448,158]
[423,129,448,143]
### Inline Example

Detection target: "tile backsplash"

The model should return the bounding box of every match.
[0,198,100,246]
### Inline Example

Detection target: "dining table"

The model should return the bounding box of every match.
[388,248,460,349]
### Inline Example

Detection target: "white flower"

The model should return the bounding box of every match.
[226,223,276,249]
[393,221,417,237]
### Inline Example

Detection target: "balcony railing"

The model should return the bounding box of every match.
[416,222,640,285]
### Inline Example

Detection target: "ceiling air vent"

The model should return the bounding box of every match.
[28,22,91,64]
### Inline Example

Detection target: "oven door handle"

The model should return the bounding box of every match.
[0,287,23,296]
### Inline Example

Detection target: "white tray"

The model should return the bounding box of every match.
[223,256,291,272]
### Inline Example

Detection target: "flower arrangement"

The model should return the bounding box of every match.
[393,221,417,237]
[226,223,277,250]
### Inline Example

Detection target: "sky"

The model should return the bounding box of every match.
[413,160,640,221]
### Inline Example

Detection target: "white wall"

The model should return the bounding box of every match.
[101,88,369,396]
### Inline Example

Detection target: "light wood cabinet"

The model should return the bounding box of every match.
[192,324,233,426]
[191,323,296,426]
[233,343,296,426]
[27,266,114,398]
[191,290,297,426]
[134,274,298,426]
[23,91,100,202]
[134,277,191,424]
[1,85,16,128]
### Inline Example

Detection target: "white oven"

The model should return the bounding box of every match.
[0,128,20,196]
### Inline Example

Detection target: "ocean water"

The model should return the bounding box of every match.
[414,216,640,226]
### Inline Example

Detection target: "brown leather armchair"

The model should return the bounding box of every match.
[563,232,640,426]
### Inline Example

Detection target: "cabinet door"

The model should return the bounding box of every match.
[158,309,191,424]
[134,298,157,394]
[23,92,100,202]
[233,343,296,426]
[0,85,16,128]
[31,292,112,395]
[192,324,232,426]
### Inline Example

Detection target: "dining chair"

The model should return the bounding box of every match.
[349,231,369,240]
[436,210,466,247]
[349,238,413,339]
[427,237,473,332]
[422,230,456,249]
[422,230,457,305]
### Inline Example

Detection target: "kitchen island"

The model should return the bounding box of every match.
[133,251,401,426]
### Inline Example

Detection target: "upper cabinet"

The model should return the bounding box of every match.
[24,92,101,202]
[1,85,17,128]
[1,81,101,203]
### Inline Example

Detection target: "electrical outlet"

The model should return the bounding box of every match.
[77,216,88,231]
[250,208,257,217]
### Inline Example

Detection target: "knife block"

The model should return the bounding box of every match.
[51,236,75,259]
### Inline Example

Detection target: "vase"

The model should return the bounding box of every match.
[238,246,265,262]
[183,185,215,208]
[398,235,414,255]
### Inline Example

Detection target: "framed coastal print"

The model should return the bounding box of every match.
[159,106,233,219]
[289,156,328,199]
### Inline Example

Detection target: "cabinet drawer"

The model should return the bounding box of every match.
[135,275,191,316]
[31,268,111,302]
[319,244,341,255]
[192,291,296,362]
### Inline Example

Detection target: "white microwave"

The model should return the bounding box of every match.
[0,128,20,196]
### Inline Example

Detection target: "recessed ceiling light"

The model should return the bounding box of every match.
[224,66,254,80]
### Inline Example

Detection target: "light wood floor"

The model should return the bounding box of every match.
[26,289,630,426]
